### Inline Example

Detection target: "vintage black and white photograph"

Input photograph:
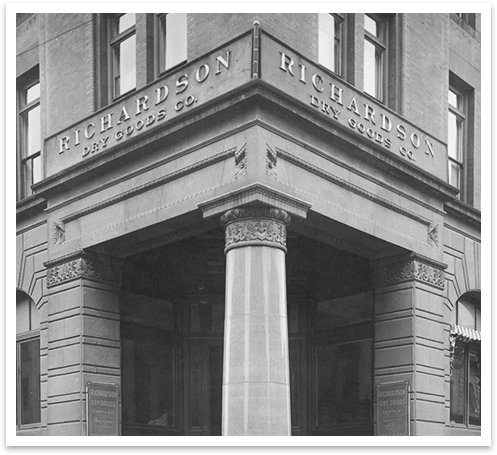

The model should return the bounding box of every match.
[8,4,489,445]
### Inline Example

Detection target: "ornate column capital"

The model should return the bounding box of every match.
[220,207,291,254]
[373,253,447,289]
[45,250,123,288]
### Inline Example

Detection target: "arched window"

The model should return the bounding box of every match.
[16,290,41,427]
[450,292,481,427]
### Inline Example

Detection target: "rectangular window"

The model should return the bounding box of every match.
[450,342,481,426]
[110,13,136,99]
[157,13,187,75]
[447,76,473,200]
[17,69,41,200]
[363,14,387,102]
[450,296,481,427]
[18,339,41,426]
[318,13,344,76]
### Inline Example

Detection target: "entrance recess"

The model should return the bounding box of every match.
[120,229,375,436]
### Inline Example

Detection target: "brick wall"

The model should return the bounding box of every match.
[39,14,96,137]
[400,14,447,140]
[188,13,317,62]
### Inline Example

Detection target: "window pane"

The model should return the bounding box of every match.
[319,14,341,74]
[119,13,135,33]
[165,13,187,71]
[449,161,461,189]
[122,338,174,426]
[32,154,42,185]
[468,346,481,425]
[448,110,461,160]
[476,307,481,331]
[26,82,40,104]
[27,105,41,156]
[450,343,466,424]
[448,89,459,108]
[20,339,41,425]
[364,39,377,98]
[458,299,476,329]
[364,15,378,37]
[115,35,136,97]
[317,340,372,427]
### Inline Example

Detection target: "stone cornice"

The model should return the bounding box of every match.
[374,253,447,289]
[16,195,47,222]
[444,199,481,227]
[45,250,123,288]
[276,148,433,227]
[60,147,237,225]
[221,207,291,253]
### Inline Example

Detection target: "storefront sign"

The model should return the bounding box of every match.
[260,33,447,180]
[376,381,410,436]
[45,33,252,177]
[86,382,119,436]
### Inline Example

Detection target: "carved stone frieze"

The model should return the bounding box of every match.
[221,207,291,253]
[46,251,122,288]
[374,254,446,289]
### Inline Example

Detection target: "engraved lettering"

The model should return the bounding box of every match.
[176,74,188,94]
[215,51,231,74]
[135,95,149,115]
[312,74,324,92]
[279,52,295,76]
[59,136,70,153]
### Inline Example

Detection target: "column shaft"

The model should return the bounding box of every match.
[221,208,291,436]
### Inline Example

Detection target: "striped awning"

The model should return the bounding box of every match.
[450,324,481,342]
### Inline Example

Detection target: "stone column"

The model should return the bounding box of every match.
[45,250,122,436]
[373,253,447,436]
[220,207,291,436]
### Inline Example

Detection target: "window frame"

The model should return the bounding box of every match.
[108,13,137,101]
[363,13,388,103]
[448,73,474,203]
[17,69,41,201]
[450,297,481,429]
[318,13,345,77]
[156,13,188,77]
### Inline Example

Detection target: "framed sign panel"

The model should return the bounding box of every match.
[86,382,120,436]
[376,381,410,436]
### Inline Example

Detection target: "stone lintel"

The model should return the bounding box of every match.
[198,183,312,220]
[374,253,447,290]
[44,250,123,288]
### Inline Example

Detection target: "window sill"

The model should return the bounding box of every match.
[113,88,136,103]
[17,423,42,430]
[158,59,188,79]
